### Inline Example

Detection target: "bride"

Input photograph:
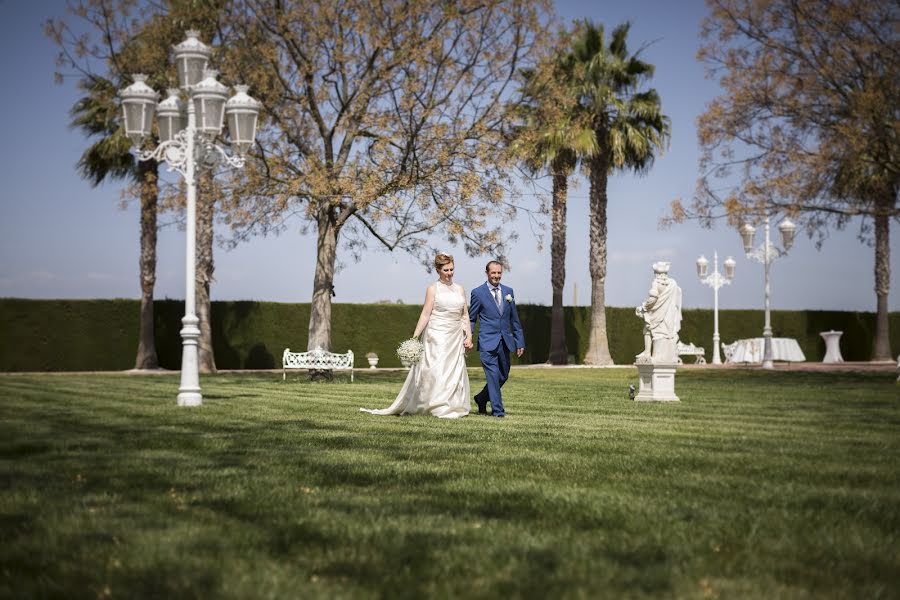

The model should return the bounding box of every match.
[361,253,472,418]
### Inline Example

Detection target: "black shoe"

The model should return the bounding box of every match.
[474,396,487,414]
[492,413,505,418]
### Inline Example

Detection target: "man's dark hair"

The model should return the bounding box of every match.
[485,260,503,272]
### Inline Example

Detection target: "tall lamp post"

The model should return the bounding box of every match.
[119,31,260,406]
[739,216,797,370]
[696,251,736,364]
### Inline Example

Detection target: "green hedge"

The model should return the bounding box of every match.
[1,298,897,371]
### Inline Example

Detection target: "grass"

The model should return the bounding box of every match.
[0,368,898,599]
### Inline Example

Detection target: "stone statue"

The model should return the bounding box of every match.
[635,261,682,364]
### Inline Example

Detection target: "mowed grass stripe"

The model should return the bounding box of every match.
[0,370,898,599]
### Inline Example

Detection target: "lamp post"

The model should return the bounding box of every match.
[738,216,797,370]
[119,31,260,406]
[696,251,736,364]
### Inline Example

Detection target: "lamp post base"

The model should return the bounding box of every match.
[712,332,722,364]
[762,329,774,370]
[177,391,202,406]
[178,314,203,406]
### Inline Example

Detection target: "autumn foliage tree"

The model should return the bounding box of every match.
[672,0,899,360]
[216,0,549,353]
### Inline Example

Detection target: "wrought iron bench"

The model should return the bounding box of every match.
[282,346,355,382]
[676,341,706,364]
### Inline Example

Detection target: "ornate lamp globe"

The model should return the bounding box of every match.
[739,222,756,254]
[778,217,797,250]
[120,74,158,145]
[172,30,211,89]
[156,89,185,143]
[696,255,708,278]
[191,70,229,138]
[224,85,261,155]
[724,256,736,279]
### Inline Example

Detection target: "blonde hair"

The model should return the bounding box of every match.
[434,253,454,270]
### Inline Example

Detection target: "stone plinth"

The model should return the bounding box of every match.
[634,362,680,402]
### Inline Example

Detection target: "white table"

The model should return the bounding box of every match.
[819,330,844,363]
[725,338,806,364]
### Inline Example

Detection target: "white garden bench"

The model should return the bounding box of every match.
[677,341,706,364]
[282,346,355,382]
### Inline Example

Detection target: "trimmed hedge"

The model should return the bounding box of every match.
[1,298,897,371]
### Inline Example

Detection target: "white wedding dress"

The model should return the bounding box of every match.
[361,281,471,418]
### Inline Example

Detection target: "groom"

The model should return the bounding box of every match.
[470,260,525,417]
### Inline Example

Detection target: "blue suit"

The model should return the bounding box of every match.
[469,282,525,416]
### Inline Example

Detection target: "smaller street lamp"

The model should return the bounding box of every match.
[696,251,736,364]
[191,70,229,136]
[119,75,157,144]
[739,215,797,369]
[119,31,260,406]
[156,89,185,143]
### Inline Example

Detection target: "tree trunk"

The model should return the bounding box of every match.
[871,193,892,361]
[549,159,568,365]
[134,159,159,370]
[308,207,339,380]
[197,172,217,373]
[584,150,614,365]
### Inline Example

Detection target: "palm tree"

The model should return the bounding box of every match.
[569,21,671,365]
[196,170,217,373]
[70,75,161,370]
[514,47,597,364]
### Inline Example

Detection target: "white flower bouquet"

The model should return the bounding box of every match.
[396,338,425,366]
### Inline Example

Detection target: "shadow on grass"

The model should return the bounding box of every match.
[1,370,898,598]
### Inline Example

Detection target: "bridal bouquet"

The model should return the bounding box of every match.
[396,338,425,365]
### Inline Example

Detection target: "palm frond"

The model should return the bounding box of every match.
[69,74,139,187]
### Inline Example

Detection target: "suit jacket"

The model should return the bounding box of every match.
[470,282,525,352]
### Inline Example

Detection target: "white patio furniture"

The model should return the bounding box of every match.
[676,341,707,364]
[724,338,806,364]
[283,346,355,381]
[819,330,844,363]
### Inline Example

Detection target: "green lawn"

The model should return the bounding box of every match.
[1,369,898,599]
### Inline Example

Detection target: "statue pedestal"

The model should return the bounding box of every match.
[634,362,680,402]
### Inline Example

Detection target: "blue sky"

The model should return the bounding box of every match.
[1,0,897,315]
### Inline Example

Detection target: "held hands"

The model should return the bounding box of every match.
[463,338,473,352]
[516,347,524,358]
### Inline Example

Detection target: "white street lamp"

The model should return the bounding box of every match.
[225,86,261,154]
[739,216,796,370]
[172,30,212,88]
[191,70,229,137]
[156,89,185,143]
[696,251,736,364]
[119,75,157,144]
[119,32,260,406]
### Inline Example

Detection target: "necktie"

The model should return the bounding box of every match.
[493,287,501,309]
